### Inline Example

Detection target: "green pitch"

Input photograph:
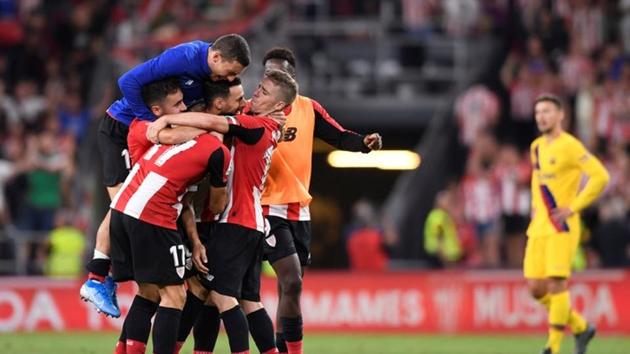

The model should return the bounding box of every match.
[1,332,628,354]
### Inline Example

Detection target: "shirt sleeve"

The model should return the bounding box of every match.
[118,42,203,120]
[568,140,610,213]
[226,115,266,145]
[127,120,151,164]
[206,144,231,188]
[312,99,369,152]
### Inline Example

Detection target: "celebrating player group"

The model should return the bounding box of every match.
[79,33,383,354]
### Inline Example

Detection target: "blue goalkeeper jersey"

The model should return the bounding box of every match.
[106,40,213,125]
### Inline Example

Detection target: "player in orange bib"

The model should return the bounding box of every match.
[525,94,609,354]
[260,48,382,354]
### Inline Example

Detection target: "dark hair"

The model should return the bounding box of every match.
[202,77,241,106]
[264,69,298,105]
[534,93,563,110]
[212,34,251,67]
[141,77,180,106]
[263,47,297,79]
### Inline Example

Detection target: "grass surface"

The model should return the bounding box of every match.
[0,332,628,354]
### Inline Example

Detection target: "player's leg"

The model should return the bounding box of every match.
[188,222,222,353]
[119,283,160,354]
[241,300,277,354]
[108,209,159,354]
[544,232,592,354]
[192,295,222,354]
[153,284,186,354]
[265,217,306,354]
[211,291,250,354]
[82,115,131,316]
[203,223,259,354]
[241,235,277,354]
[175,275,209,353]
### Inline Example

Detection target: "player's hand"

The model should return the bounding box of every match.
[364,133,382,150]
[146,117,169,144]
[269,111,287,127]
[551,207,573,224]
[192,242,209,274]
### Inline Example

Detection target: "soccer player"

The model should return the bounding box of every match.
[146,72,293,354]
[260,47,382,354]
[173,79,246,354]
[525,94,609,354]
[109,82,232,354]
[81,34,251,318]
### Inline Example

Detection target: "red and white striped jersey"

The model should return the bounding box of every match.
[127,119,154,165]
[111,132,230,230]
[219,114,281,233]
[263,203,311,221]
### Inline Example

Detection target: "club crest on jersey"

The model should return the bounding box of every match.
[266,234,277,247]
[204,273,215,282]
[176,266,185,278]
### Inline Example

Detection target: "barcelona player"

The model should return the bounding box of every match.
[525,94,609,354]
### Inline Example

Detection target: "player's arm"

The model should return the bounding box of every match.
[182,191,209,274]
[312,99,382,152]
[157,126,207,145]
[118,42,200,120]
[567,144,610,214]
[226,115,267,145]
[151,112,231,136]
[180,193,200,246]
[206,145,231,215]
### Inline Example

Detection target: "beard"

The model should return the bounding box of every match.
[538,125,552,134]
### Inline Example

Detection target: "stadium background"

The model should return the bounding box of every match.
[0,0,629,353]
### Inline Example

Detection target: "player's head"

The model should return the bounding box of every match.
[141,77,187,117]
[250,69,298,115]
[534,94,564,135]
[262,47,297,79]
[202,77,246,115]
[208,34,251,82]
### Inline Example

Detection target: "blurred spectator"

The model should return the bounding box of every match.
[0,80,18,135]
[462,153,501,268]
[423,189,462,268]
[559,0,604,55]
[13,78,47,131]
[402,0,441,37]
[346,199,396,271]
[443,0,480,36]
[495,144,530,268]
[590,143,630,267]
[18,128,73,232]
[57,90,91,144]
[559,39,593,96]
[38,209,86,278]
[455,84,500,147]
[574,70,596,149]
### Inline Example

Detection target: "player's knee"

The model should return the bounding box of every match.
[137,283,160,303]
[210,291,239,312]
[159,284,186,309]
[547,277,568,294]
[187,276,209,299]
[281,273,302,298]
[529,287,546,299]
[240,300,263,315]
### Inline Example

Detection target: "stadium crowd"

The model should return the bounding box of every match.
[0,0,628,277]
[427,0,630,269]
